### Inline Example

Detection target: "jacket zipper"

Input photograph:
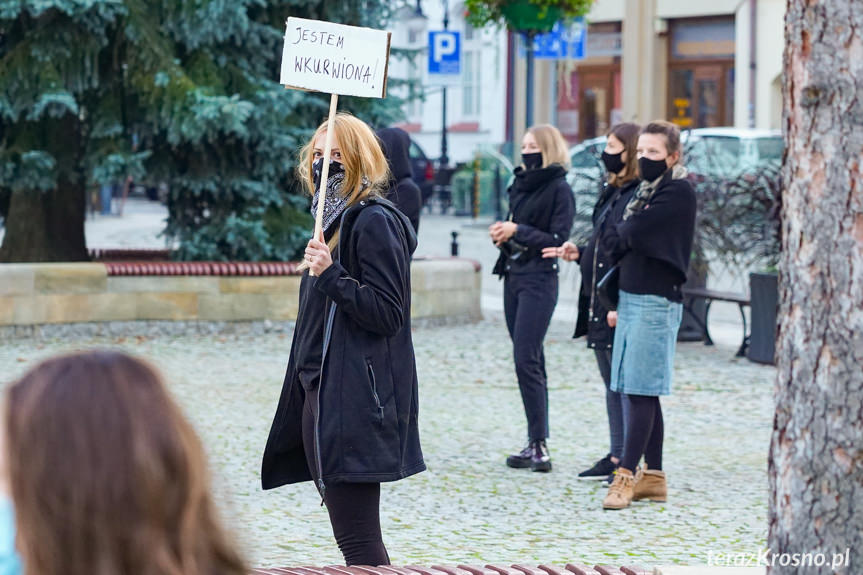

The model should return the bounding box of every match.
[366,360,385,425]
[313,206,354,507]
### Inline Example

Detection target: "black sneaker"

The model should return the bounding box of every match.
[578,455,617,480]
[506,444,533,469]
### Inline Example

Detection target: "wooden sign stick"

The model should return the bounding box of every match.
[311,92,340,276]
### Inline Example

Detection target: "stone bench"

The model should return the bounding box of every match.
[0,257,481,333]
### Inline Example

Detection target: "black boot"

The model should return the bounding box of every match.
[506,443,533,469]
[530,439,552,472]
[506,440,552,471]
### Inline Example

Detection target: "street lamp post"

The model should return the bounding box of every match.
[440,0,450,168]
[525,32,535,128]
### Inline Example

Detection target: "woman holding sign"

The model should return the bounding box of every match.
[490,124,575,473]
[261,113,424,565]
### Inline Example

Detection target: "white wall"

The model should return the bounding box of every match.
[588,0,625,22]
[757,0,785,130]
[389,2,508,165]
[734,0,785,129]
[657,0,741,18]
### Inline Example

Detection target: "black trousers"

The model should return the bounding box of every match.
[594,348,624,461]
[302,387,390,566]
[503,272,559,441]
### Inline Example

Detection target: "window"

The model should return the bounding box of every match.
[464,22,475,41]
[756,137,784,161]
[462,51,480,117]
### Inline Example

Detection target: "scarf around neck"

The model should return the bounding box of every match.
[310,159,370,232]
[623,163,688,220]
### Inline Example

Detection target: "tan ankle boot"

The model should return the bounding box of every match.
[632,467,667,502]
[602,468,636,510]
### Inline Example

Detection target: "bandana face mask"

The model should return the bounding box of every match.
[311,158,349,233]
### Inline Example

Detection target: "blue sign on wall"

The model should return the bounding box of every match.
[428,30,461,76]
[524,19,587,60]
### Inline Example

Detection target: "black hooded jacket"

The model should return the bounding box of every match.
[261,197,425,489]
[377,127,422,234]
[573,179,639,348]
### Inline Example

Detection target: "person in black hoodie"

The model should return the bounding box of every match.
[376,127,422,234]
[542,122,642,483]
[490,124,575,472]
[261,114,424,564]
[600,120,697,511]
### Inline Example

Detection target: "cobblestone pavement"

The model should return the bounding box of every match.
[0,316,774,568]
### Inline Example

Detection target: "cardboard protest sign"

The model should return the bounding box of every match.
[280,18,392,273]
[280,17,392,98]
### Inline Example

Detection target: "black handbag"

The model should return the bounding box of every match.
[596,264,620,311]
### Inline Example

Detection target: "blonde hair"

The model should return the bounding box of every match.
[297,113,389,269]
[527,124,571,169]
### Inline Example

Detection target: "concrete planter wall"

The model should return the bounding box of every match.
[0,258,481,329]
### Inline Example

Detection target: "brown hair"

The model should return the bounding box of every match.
[642,120,683,158]
[606,122,641,187]
[527,124,571,169]
[5,351,246,575]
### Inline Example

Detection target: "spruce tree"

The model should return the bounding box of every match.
[0,0,407,263]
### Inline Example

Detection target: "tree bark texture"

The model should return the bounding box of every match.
[0,112,88,263]
[0,184,88,263]
[770,2,863,574]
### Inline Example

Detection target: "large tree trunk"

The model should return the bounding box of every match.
[769,2,863,574]
[0,183,88,262]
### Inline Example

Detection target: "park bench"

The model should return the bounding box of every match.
[681,286,750,357]
[249,563,653,575]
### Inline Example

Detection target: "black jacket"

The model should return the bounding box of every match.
[602,169,697,303]
[261,198,425,489]
[493,165,575,276]
[574,179,639,348]
[377,127,422,234]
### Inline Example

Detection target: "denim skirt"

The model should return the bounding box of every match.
[610,290,683,396]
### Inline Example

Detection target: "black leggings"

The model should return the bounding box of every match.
[302,389,389,566]
[620,394,664,473]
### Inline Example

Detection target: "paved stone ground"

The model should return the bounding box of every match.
[0,316,774,568]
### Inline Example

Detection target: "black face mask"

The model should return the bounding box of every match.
[313,157,345,191]
[639,157,669,182]
[601,151,625,175]
[522,152,543,170]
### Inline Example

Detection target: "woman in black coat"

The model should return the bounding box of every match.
[261,114,424,565]
[376,127,422,234]
[543,122,642,483]
[600,121,697,511]
[489,124,575,472]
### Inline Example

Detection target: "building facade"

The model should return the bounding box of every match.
[389,2,510,165]
[392,0,785,161]
[531,0,785,144]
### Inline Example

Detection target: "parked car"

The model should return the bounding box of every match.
[684,128,783,181]
[407,138,436,206]
[567,136,607,244]
[565,128,783,242]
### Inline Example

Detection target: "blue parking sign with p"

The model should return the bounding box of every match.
[428,31,461,76]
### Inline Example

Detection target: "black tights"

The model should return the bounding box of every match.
[620,394,664,473]
[302,389,390,566]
